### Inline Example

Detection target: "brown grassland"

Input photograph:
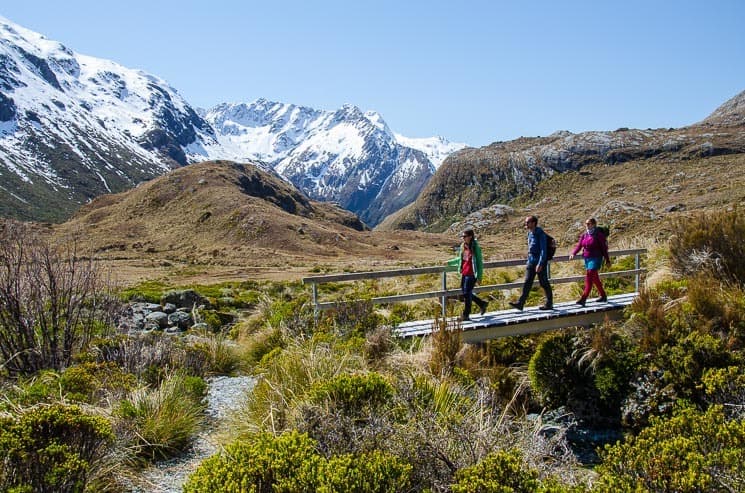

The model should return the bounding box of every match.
[41,152,745,288]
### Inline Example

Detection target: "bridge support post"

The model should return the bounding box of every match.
[441,271,447,318]
[635,253,640,292]
[311,282,319,323]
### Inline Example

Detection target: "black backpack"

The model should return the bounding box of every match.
[545,232,557,260]
[595,225,610,239]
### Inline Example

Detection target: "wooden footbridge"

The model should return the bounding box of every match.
[303,249,646,343]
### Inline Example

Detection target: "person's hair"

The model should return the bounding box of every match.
[586,217,597,226]
[462,228,475,237]
[528,215,538,225]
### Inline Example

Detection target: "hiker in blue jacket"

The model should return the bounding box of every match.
[509,215,553,311]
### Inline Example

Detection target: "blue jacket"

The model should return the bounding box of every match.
[528,226,549,266]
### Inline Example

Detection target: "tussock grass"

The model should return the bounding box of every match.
[116,372,206,463]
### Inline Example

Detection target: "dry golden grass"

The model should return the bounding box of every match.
[38,152,745,288]
[47,160,458,285]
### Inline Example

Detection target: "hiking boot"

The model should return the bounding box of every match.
[479,301,488,316]
[576,298,586,307]
[538,304,553,310]
[508,301,523,311]
[594,295,608,303]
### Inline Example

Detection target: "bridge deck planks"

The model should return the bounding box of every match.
[393,292,638,343]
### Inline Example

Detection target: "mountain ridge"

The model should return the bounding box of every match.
[380,89,745,232]
[0,16,465,225]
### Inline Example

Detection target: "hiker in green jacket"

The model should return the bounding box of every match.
[448,228,487,321]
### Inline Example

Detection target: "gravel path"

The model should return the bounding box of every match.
[132,375,255,493]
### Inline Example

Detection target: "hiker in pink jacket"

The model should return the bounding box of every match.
[569,217,612,306]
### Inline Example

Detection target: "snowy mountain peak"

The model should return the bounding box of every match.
[0,16,465,226]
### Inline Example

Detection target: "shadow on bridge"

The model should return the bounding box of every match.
[393,292,637,343]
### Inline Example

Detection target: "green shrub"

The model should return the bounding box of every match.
[669,208,745,287]
[308,372,394,415]
[486,335,539,367]
[528,332,583,408]
[184,431,323,493]
[319,450,412,493]
[387,303,416,325]
[656,331,736,403]
[59,362,137,404]
[450,449,539,493]
[595,405,745,492]
[700,366,745,411]
[583,328,643,411]
[0,404,114,493]
[116,372,205,462]
[300,372,397,456]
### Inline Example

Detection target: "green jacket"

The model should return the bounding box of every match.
[447,239,484,280]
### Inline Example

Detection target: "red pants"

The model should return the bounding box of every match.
[582,269,606,299]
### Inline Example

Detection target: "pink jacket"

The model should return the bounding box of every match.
[571,229,610,262]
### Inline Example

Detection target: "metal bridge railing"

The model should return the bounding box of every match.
[302,248,647,319]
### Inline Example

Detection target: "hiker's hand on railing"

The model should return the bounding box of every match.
[568,254,575,260]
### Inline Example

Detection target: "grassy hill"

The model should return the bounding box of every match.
[50,160,456,285]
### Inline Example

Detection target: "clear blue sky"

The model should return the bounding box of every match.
[3,1,744,146]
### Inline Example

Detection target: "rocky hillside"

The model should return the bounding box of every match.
[382,90,745,232]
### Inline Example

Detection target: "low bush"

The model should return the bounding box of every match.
[59,361,137,404]
[0,404,114,493]
[321,299,384,338]
[308,372,394,415]
[582,327,642,412]
[300,372,397,456]
[595,405,745,492]
[528,332,583,409]
[655,331,737,404]
[320,450,412,493]
[451,449,571,493]
[700,366,745,416]
[183,431,323,493]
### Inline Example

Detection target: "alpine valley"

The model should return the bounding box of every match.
[0,16,465,225]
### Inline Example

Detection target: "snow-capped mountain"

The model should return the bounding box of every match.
[0,16,465,225]
[0,16,224,221]
[203,100,465,225]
